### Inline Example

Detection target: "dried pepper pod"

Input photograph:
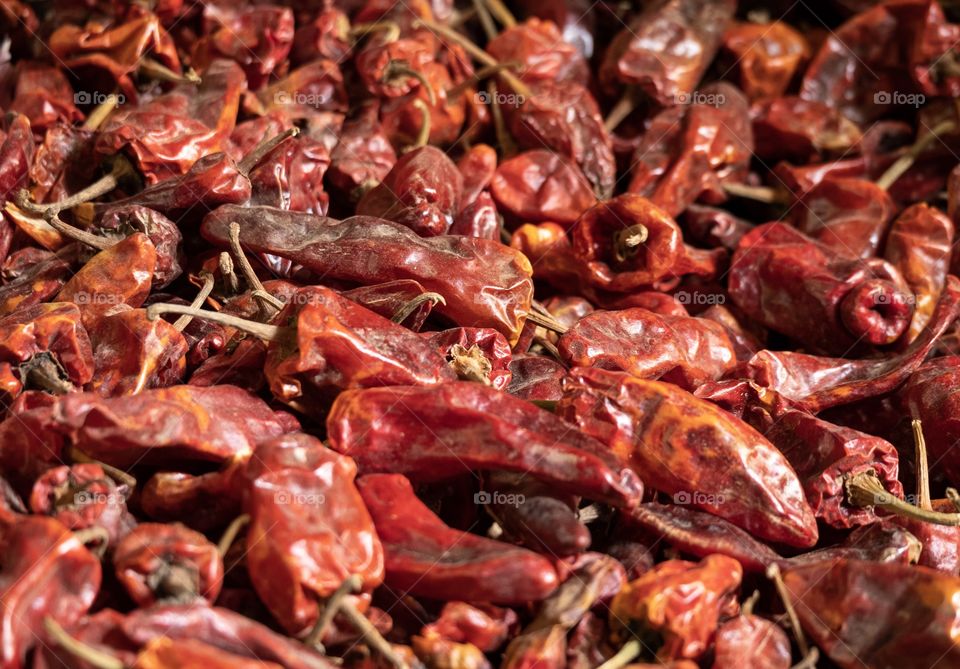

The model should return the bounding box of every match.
[0,113,34,211]
[785,521,921,567]
[420,603,516,652]
[751,98,862,164]
[559,368,818,547]
[0,247,75,317]
[571,194,723,293]
[140,458,246,533]
[884,203,954,342]
[0,301,94,396]
[328,382,644,507]
[95,205,184,288]
[608,554,742,662]
[357,146,463,236]
[558,308,736,390]
[491,150,597,226]
[720,21,809,101]
[29,463,134,545]
[0,516,101,669]
[8,63,83,131]
[782,559,960,668]
[426,327,512,389]
[113,523,224,606]
[201,206,534,343]
[485,18,587,84]
[0,385,297,488]
[599,0,736,105]
[326,103,397,201]
[711,613,791,669]
[900,356,960,482]
[728,222,914,353]
[243,433,385,635]
[357,473,558,604]
[737,274,960,412]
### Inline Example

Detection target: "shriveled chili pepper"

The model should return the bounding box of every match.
[608,554,742,662]
[751,98,862,164]
[782,559,960,668]
[201,205,534,343]
[242,432,384,635]
[420,602,517,652]
[785,521,922,567]
[558,307,736,390]
[8,63,83,131]
[328,382,643,507]
[357,473,559,604]
[491,149,597,226]
[326,103,398,202]
[559,368,818,547]
[899,356,960,482]
[711,612,791,669]
[113,522,223,607]
[0,515,101,669]
[426,327,512,388]
[720,21,809,102]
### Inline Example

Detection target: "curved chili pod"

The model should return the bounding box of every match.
[328,382,643,507]
[357,473,558,604]
[751,98,862,164]
[244,433,384,635]
[0,516,101,669]
[609,555,742,661]
[559,368,818,547]
[97,205,183,289]
[711,614,791,669]
[201,205,533,343]
[728,222,914,353]
[55,232,157,329]
[558,308,736,390]
[782,559,960,668]
[114,522,223,606]
[571,194,722,292]
[786,521,921,567]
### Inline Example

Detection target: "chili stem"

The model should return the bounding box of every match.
[446,62,520,99]
[525,309,569,334]
[604,87,638,133]
[339,600,410,669]
[82,94,120,131]
[45,214,115,250]
[612,223,649,263]
[384,62,437,106]
[16,157,134,217]
[471,0,499,40]
[229,222,282,317]
[913,418,932,510]
[488,81,518,157]
[391,292,445,324]
[722,182,786,205]
[789,648,820,669]
[533,335,562,361]
[146,304,287,342]
[43,617,124,669]
[68,446,137,489]
[140,57,201,85]
[846,472,960,525]
[766,563,810,657]
[876,120,956,191]
[415,19,532,99]
[237,127,300,175]
[405,99,432,151]
[741,589,760,617]
[482,0,517,27]
[219,252,240,294]
[349,21,401,43]
[173,272,215,332]
[596,639,641,669]
[217,513,251,557]
[306,574,363,648]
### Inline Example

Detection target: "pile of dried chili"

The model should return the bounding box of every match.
[4,1,960,667]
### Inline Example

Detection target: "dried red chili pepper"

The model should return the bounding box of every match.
[785,521,921,567]
[0,515,101,669]
[357,473,558,604]
[751,98,862,164]
[329,382,643,507]
[113,522,223,607]
[899,356,960,482]
[609,554,742,662]
[720,21,809,101]
[326,103,398,202]
[505,354,566,401]
[782,559,960,668]
[711,613,791,669]
[8,63,83,131]
[728,222,914,353]
[559,368,818,547]
[0,113,34,207]
[29,463,134,545]
[558,307,736,390]
[243,432,384,635]
[491,149,597,226]
[201,205,534,343]
[357,146,463,236]
[426,327,512,388]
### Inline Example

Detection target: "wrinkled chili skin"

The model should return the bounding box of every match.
[728,222,914,353]
[0,516,102,669]
[244,433,384,635]
[491,149,597,226]
[559,368,818,548]
[790,177,892,259]
[113,522,224,607]
[328,382,643,508]
[201,206,534,344]
[558,308,736,390]
[783,559,960,668]
[785,521,921,567]
[358,473,559,604]
[899,356,960,482]
[720,21,809,101]
[711,615,791,669]
[609,554,742,661]
[426,327,513,389]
